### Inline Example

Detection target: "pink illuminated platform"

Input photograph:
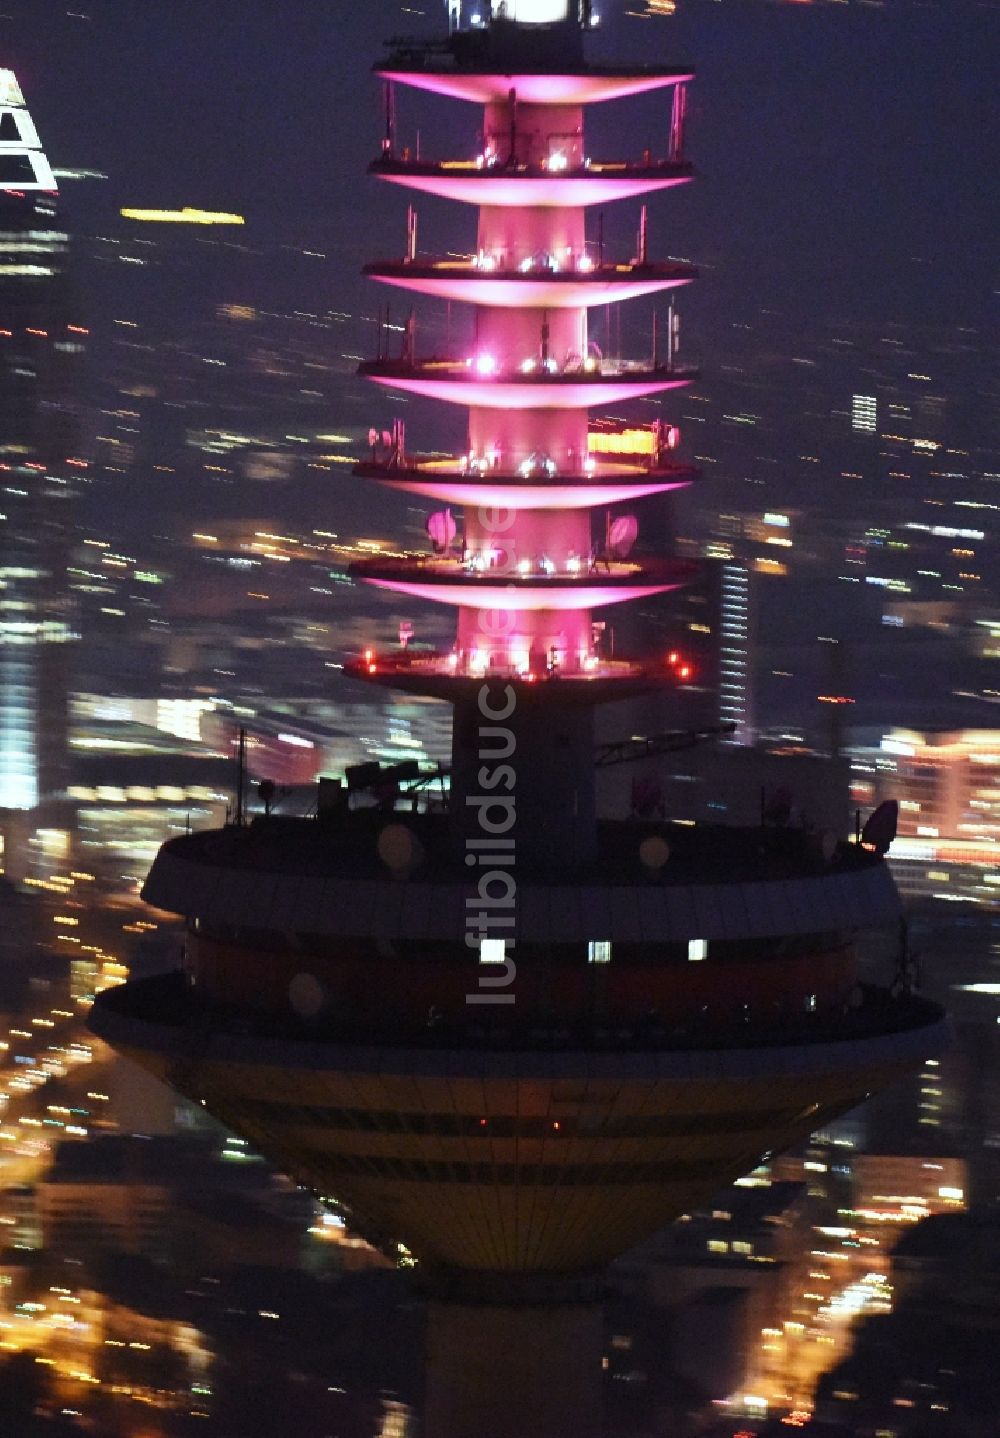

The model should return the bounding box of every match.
[344,652,673,703]
[360,360,697,409]
[372,159,694,208]
[363,259,696,309]
[359,466,697,510]
[375,67,694,107]
[353,555,697,611]
[351,14,701,706]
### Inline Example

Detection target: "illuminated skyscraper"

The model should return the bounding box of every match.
[0,70,80,814]
[92,7,946,1434]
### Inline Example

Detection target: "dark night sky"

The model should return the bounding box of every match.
[3,0,998,335]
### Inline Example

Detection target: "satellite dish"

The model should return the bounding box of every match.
[639,834,670,869]
[378,823,424,875]
[607,514,639,560]
[426,509,457,553]
[289,973,325,1019]
[861,799,899,856]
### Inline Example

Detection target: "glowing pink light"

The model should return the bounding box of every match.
[362,579,683,611]
[377,172,692,209]
[368,271,693,309]
[376,70,694,107]
[367,373,693,410]
[372,478,692,509]
[473,353,497,376]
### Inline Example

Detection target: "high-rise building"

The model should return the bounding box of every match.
[719,560,753,743]
[91,7,947,1435]
[851,392,878,434]
[0,70,81,815]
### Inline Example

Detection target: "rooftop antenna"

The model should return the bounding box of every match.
[234,727,247,827]
[507,87,518,169]
[669,83,687,163]
[383,81,396,157]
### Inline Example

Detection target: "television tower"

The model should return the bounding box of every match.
[92,8,946,1435]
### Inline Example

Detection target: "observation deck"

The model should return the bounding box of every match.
[359,355,697,408]
[128,811,910,944]
[364,255,697,308]
[342,650,667,699]
[91,811,947,1274]
[351,552,695,610]
[370,153,695,207]
[376,63,694,108]
[358,455,699,508]
[91,966,945,1273]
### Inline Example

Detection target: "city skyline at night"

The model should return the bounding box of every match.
[0,1,997,1436]
[0,68,80,814]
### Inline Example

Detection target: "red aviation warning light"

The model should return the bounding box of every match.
[667,650,693,681]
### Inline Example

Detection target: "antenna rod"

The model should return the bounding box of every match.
[383,81,395,157]
[235,727,247,827]
[670,82,687,162]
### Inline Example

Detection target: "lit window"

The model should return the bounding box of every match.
[805,993,818,1012]
[688,938,708,962]
[480,939,506,964]
[707,1239,728,1254]
[588,941,611,964]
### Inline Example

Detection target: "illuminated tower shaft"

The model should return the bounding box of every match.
[357,31,698,864]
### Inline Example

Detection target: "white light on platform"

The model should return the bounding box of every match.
[492,0,570,20]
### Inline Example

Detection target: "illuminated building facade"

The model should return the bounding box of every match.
[92,7,947,1435]
[0,70,81,812]
[719,560,753,743]
[851,727,1000,903]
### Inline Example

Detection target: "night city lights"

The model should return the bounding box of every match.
[0,0,997,1436]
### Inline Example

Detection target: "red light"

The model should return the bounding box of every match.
[678,664,692,680]
[367,663,377,675]
[667,650,679,665]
